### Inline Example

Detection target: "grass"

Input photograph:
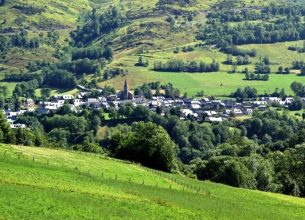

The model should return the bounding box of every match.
[100,68,305,97]
[1,144,305,219]
[35,88,80,97]
[97,39,305,97]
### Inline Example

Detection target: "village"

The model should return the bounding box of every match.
[3,81,302,128]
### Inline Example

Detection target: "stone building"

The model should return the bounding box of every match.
[118,80,134,100]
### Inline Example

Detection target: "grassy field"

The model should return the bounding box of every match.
[1,144,305,219]
[98,39,305,97]
[100,68,305,97]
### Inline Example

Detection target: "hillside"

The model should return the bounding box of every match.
[2,0,305,97]
[1,144,305,220]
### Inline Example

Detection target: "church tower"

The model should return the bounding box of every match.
[119,79,134,100]
[123,79,129,100]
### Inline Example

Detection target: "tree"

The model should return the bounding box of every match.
[291,81,305,96]
[48,128,69,148]
[0,86,8,98]
[135,56,149,67]
[284,67,290,74]
[41,88,51,99]
[289,97,303,111]
[196,158,255,188]
[0,111,13,143]
[131,106,151,120]
[279,88,286,98]
[82,137,101,153]
[104,46,114,61]
[44,69,77,89]
[108,122,177,171]
[301,66,305,76]
[255,159,275,191]
[263,56,270,65]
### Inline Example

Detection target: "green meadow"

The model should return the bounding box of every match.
[100,69,305,97]
[0,144,305,220]
[97,39,305,97]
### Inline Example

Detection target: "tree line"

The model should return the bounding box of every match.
[153,59,220,72]
[220,45,256,57]
[134,82,180,99]
[224,55,251,65]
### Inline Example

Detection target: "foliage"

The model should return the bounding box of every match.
[135,56,149,67]
[107,122,177,171]
[231,86,258,99]
[72,46,113,61]
[153,59,220,73]
[43,69,77,89]
[198,4,305,48]
[71,7,123,47]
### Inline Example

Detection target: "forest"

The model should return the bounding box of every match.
[197,4,305,48]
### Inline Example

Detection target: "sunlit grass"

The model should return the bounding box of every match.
[0,144,305,219]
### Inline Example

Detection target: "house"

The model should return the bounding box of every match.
[25,99,35,108]
[224,109,232,115]
[223,99,236,108]
[191,100,201,110]
[101,102,110,109]
[245,108,254,115]
[107,95,117,101]
[77,92,88,99]
[11,124,26,129]
[174,99,184,107]
[191,103,201,110]
[149,100,161,108]
[206,117,223,122]
[181,109,198,118]
[252,100,267,107]
[284,97,294,105]
[5,110,26,121]
[63,95,74,100]
[73,99,85,107]
[262,97,281,104]
[202,97,210,103]
[210,111,217,116]
[232,108,243,116]
[258,105,267,111]
[86,98,100,108]
[98,97,107,102]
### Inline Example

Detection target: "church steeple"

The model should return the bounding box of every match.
[124,79,129,100]
[124,79,128,90]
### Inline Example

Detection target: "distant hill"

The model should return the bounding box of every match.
[1,0,305,97]
[1,144,305,219]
